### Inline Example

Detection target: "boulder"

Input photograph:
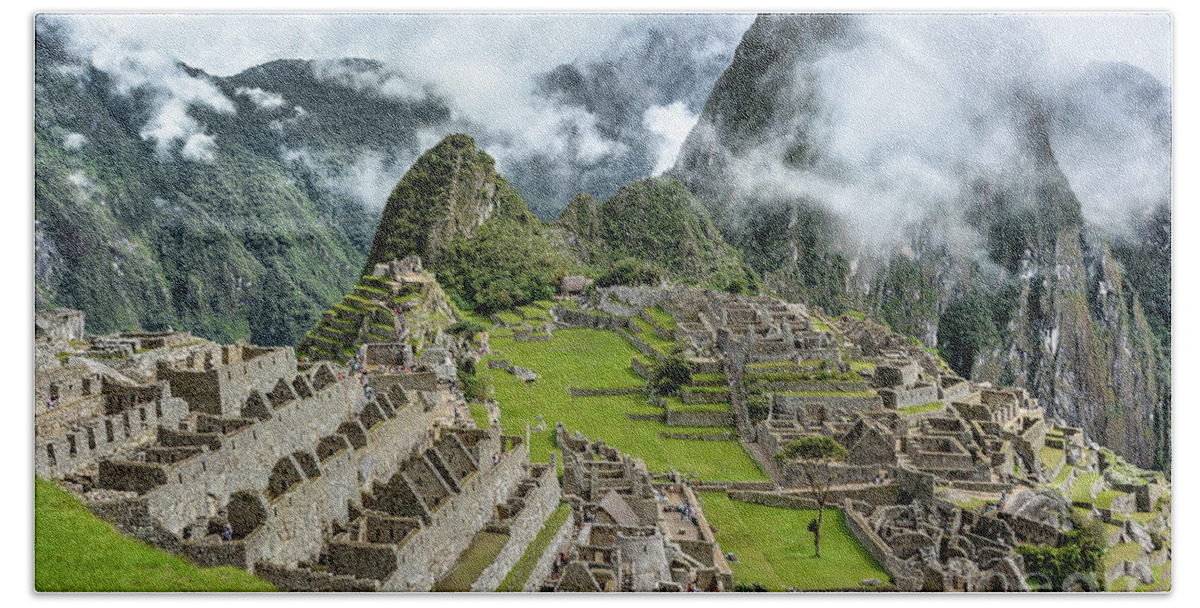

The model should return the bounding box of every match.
[1125,561,1155,585]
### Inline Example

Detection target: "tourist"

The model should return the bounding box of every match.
[223,522,233,541]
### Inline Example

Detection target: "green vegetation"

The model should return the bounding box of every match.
[437,218,570,315]
[1039,446,1065,471]
[848,360,876,373]
[937,291,1002,378]
[483,329,765,481]
[648,345,692,397]
[559,176,754,290]
[498,503,572,591]
[1071,473,1102,504]
[696,492,889,590]
[594,257,666,288]
[643,306,676,331]
[897,402,945,416]
[1017,516,1107,592]
[775,436,848,558]
[629,317,674,354]
[1094,490,1125,510]
[432,531,510,592]
[35,478,275,592]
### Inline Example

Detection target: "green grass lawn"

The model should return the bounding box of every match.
[35,477,276,592]
[495,311,523,326]
[643,306,677,331]
[1071,473,1102,504]
[897,401,944,416]
[468,402,491,428]
[433,531,510,591]
[485,329,766,481]
[1053,463,1075,486]
[1039,445,1065,471]
[696,492,890,590]
[498,503,571,592]
[517,305,550,320]
[629,317,674,353]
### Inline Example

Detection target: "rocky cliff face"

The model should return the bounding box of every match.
[668,13,1170,470]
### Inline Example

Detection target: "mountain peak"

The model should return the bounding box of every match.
[363,133,532,271]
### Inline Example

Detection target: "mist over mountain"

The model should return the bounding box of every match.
[33,13,1170,471]
[670,14,1171,470]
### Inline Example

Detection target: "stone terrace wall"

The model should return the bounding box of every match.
[521,510,577,591]
[94,372,362,535]
[554,307,623,331]
[382,442,530,591]
[254,561,378,592]
[471,460,561,591]
[841,499,919,590]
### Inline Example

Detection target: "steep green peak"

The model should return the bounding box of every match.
[363,133,533,272]
[557,192,601,240]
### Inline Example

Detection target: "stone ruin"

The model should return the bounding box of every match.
[547,424,732,592]
[847,498,1030,591]
[35,310,564,592]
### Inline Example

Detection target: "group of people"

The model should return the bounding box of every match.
[676,502,699,527]
[549,551,570,581]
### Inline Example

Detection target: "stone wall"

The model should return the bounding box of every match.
[35,388,189,479]
[521,509,577,591]
[554,307,623,331]
[879,383,939,409]
[157,345,297,417]
[841,499,915,590]
[566,387,643,397]
[470,460,561,591]
[381,442,529,591]
[664,406,732,428]
[631,357,651,379]
[771,393,883,420]
[253,561,378,591]
[679,389,729,405]
[780,461,883,487]
[617,327,659,359]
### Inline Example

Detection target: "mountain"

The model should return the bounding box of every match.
[556,176,753,290]
[33,26,454,346]
[363,134,573,315]
[668,14,1170,471]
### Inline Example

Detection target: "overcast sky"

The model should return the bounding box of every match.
[47,12,1170,81]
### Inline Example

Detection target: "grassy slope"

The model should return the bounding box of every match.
[35,478,275,592]
[484,329,766,481]
[497,503,572,592]
[432,531,509,592]
[696,491,890,591]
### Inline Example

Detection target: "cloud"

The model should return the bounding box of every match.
[48,18,236,161]
[235,86,286,110]
[43,14,752,214]
[676,13,1171,261]
[62,132,86,151]
[282,147,416,211]
[643,101,699,175]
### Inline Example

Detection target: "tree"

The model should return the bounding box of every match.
[775,436,848,558]
[650,345,693,397]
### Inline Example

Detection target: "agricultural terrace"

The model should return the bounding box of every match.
[696,491,891,591]
[482,327,766,482]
